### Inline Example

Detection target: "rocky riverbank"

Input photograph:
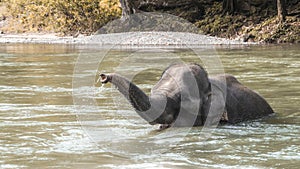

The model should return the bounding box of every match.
[0,1,298,44]
[0,32,256,45]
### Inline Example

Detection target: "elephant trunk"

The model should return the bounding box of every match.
[99,73,166,124]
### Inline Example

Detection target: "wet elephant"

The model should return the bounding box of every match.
[99,63,274,128]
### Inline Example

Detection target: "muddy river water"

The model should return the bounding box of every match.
[0,44,299,168]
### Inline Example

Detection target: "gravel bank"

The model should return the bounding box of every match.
[0,32,256,45]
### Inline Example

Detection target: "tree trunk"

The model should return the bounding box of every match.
[222,0,237,15]
[277,0,287,22]
[119,0,136,19]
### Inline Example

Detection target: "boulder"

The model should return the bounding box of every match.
[120,0,204,22]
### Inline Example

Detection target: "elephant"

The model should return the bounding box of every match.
[99,63,274,129]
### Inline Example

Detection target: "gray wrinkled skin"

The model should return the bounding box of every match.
[99,63,274,128]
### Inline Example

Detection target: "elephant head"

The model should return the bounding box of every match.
[99,63,213,128]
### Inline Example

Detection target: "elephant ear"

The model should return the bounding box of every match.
[224,90,242,123]
[224,75,274,124]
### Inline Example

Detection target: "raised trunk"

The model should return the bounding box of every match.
[99,73,167,124]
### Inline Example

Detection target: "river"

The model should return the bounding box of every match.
[0,44,299,168]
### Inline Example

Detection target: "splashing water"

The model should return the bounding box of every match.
[94,83,106,94]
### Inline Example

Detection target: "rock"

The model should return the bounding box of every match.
[242,34,255,42]
[96,12,199,34]
[119,0,204,22]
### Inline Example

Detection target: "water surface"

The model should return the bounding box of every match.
[0,44,299,169]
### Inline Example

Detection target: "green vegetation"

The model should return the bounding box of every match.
[0,0,299,43]
[0,0,121,35]
[244,16,300,43]
[196,1,300,43]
